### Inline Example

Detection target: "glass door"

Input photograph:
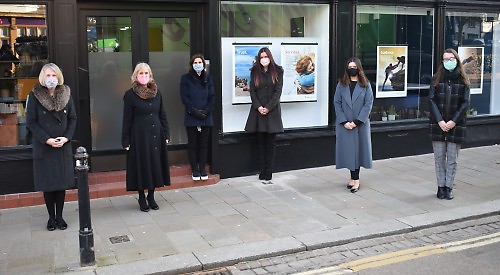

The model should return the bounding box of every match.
[83,10,194,151]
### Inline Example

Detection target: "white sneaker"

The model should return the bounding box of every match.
[192,173,201,181]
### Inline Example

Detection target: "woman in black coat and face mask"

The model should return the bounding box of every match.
[26,63,77,231]
[180,54,215,181]
[244,47,284,181]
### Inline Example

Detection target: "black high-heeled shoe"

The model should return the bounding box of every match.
[47,218,56,231]
[350,180,360,193]
[56,217,67,230]
[138,196,149,212]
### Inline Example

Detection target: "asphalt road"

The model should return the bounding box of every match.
[356,241,500,275]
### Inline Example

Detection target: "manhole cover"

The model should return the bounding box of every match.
[109,235,130,244]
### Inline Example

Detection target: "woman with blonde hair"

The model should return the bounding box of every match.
[26,63,77,230]
[122,62,170,211]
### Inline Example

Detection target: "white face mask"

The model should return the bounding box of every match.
[44,77,58,89]
[260,57,270,67]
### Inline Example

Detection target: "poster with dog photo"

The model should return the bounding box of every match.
[281,43,318,102]
[458,46,484,94]
[376,45,408,98]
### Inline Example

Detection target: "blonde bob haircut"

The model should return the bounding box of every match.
[38,63,64,86]
[130,62,154,84]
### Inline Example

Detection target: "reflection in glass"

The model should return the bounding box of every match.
[87,16,132,150]
[0,4,47,147]
[357,5,434,122]
[148,17,190,145]
[445,12,500,116]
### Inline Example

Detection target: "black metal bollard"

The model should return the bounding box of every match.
[75,147,95,266]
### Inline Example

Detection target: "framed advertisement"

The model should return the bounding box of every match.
[232,44,269,104]
[376,45,408,98]
[281,43,318,102]
[458,46,484,94]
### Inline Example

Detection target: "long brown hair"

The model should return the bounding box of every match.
[340,57,369,88]
[189,53,206,74]
[433,48,470,87]
[250,47,279,88]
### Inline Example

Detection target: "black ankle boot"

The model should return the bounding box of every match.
[445,187,454,200]
[147,192,159,210]
[437,187,445,199]
[138,193,149,212]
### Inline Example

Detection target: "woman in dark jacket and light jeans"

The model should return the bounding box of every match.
[429,48,470,200]
[245,47,284,181]
[180,54,215,181]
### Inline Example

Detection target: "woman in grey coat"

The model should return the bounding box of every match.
[334,57,373,193]
[245,47,284,181]
[26,63,77,231]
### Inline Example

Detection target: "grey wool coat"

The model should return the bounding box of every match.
[245,66,284,133]
[26,84,77,192]
[333,81,374,170]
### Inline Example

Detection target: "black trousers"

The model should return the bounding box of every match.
[350,168,360,180]
[186,126,211,172]
[43,190,66,219]
[257,132,277,176]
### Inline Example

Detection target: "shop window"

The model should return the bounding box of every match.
[356,5,434,122]
[445,11,500,116]
[0,4,47,147]
[220,1,330,133]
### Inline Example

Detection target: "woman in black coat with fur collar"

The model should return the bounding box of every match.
[27,63,77,231]
[122,63,170,212]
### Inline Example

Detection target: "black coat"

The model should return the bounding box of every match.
[245,66,284,133]
[26,85,77,192]
[122,89,170,191]
[180,71,215,127]
[429,73,470,145]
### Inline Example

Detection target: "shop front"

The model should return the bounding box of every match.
[1,0,500,195]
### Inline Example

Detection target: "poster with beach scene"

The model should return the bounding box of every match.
[232,45,268,104]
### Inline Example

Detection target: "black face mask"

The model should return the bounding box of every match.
[347,68,359,76]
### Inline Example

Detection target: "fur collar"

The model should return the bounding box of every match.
[32,83,71,111]
[132,81,158,99]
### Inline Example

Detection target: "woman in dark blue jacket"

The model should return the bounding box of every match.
[180,54,215,181]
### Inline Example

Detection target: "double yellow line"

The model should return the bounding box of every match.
[297,232,500,274]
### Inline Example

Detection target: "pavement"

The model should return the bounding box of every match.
[1,145,500,275]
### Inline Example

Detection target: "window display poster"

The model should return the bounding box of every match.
[233,45,267,104]
[376,46,408,98]
[281,44,318,102]
[458,46,484,94]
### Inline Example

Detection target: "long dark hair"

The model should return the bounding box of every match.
[250,47,279,88]
[189,53,206,75]
[433,48,469,87]
[340,57,369,88]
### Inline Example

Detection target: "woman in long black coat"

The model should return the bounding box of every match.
[245,47,284,181]
[122,63,170,212]
[26,63,77,231]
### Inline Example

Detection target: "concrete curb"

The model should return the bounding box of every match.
[71,199,500,275]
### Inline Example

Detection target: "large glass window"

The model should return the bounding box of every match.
[356,5,434,122]
[221,1,330,133]
[0,4,47,147]
[445,11,500,116]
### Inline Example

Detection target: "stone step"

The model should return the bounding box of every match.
[0,165,219,209]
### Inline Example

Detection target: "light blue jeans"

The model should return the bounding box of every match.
[432,141,461,188]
